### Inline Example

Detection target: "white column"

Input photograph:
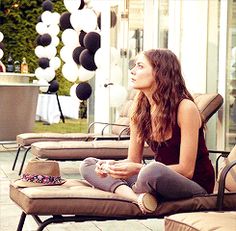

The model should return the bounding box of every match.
[179,0,209,94]
[143,0,159,50]
[217,0,228,149]
[168,0,181,57]
[206,0,221,150]
[94,1,111,132]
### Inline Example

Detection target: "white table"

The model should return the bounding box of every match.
[36,94,80,124]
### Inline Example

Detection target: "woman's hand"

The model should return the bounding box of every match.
[108,162,143,179]
[95,159,117,177]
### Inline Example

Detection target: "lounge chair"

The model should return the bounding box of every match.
[14,92,224,175]
[9,145,236,231]
[164,211,236,230]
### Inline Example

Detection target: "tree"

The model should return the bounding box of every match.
[0,0,70,95]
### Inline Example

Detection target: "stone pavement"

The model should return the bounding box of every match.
[0,144,164,231]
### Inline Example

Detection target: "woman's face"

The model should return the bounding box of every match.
[130,53,155,91]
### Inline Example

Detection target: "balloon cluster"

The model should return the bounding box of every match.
[34,0,61,93]
[59,0,99,101]
[0,32,4,61]
[59,0,126,107]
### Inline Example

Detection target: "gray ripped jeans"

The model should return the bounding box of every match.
[80,158,207,201]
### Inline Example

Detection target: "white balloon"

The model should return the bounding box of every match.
[0,49,4,59]
[47,24,60,36]
[36,22,48,35]
[0,32,4,42]
[51,36,60,47]
[44,45,57,59]
[94,48,105,68]
[43,67,55,82]
[89,1,104,12]
[110,64,122,84]
[109,84,128,107]
[35,67,51,80]
[62,62,79,82]
[70,10,82,33]
[78,66,95,81]
[61,29,79,47]
[35,46,46,58]
[75,9,97,33]
[60,46,74,63]
[38,79,49,92]
[51,12,60,25]
[50,57,61,70]
[35,67,44,80]
[41,11,53,26]
[95,47,120,68]
[64,0,81,13]
[70,83,80,101]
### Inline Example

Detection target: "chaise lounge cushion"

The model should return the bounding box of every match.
[16,133,96,146]
[165,211,236,231]
[9,179,236,218]
[31,140,154,160]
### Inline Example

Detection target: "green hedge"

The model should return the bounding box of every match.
[0,0,72,95]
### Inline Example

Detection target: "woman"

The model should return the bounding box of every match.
[80,49,215,214]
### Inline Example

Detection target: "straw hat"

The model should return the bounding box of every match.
[14,158,66,187]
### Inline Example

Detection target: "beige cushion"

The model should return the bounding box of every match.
[17,133,96,146]
[31,140,154,160]
[192,93,223,122]
[218,145,236,191]
[9,180,236,217]
[165,211,236,231]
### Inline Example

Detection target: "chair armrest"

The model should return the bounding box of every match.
[208,149,230,179]
[87,121,129,136]
[208,149,230,156]
[94,135,130,141]
[216,159,236,210]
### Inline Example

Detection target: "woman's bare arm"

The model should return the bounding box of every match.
[168,99,201,179]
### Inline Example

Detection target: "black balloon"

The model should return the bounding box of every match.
[36,35,42,46]
[79,30,86,47]
[79,0,85,9]
[48,80,59,93]
[40,33,52,46]
[76,82,92,100]
[84,32,101,53]
[59,12,73,31]
[38,57,50,69]
[72,46,85,64]
[79,49,97,71]
[42,0,53,12]
[97,11,117,30]
[111,11,117,27]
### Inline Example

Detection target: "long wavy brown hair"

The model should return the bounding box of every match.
[131,49,194,143]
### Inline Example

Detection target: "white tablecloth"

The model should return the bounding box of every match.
[36,94,80,124]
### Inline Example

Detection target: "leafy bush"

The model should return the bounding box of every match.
[0,0,71,95]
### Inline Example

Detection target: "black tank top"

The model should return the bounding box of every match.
[146,111,215,194]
